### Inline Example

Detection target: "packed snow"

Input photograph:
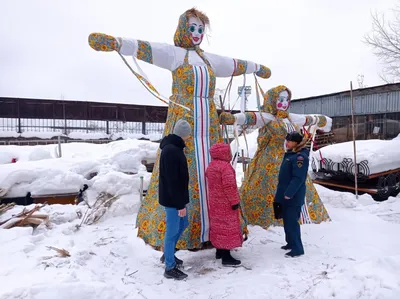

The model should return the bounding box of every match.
[316,138,400,174]
[0,139,159,198]
[1,138,400,298]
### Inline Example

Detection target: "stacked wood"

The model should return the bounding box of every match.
[76,192,119,229]
[0,203,15,216]
[0,204,49,229]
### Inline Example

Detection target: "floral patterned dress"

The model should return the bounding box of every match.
[221,86,331,230]
[137,51,223,250]
[113,11,272,250]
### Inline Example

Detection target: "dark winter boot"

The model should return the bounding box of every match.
[281,244,291,250]
[221,250,241,267]
[215,249,223,259]
[285,251,304,258]
[160,254,183,267]
[164,266,188,280]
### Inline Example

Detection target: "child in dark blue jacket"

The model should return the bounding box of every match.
[275,131,309,258]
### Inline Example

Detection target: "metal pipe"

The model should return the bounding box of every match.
[241,149,246,173]
[57,135,62,158]
[139,176,144,203]
[350,81,358,199]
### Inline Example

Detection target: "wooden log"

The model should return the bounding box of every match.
[314,179,377,194]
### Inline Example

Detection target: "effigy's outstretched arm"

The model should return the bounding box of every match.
[220,111,274,127]
[117,37,184,71]
[289,113,332,132]
[88,33,183,71]
[204,52,271,79]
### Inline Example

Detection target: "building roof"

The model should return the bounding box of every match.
[292,82,400,102]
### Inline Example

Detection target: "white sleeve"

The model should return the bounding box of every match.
[203,52,260,78]
[254,112,274,127]
[234,112,274,127]
[289,113,333,132]
[289,113,312,127]
[117,37,185,71]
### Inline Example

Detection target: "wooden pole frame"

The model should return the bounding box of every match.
[350,81,359,199]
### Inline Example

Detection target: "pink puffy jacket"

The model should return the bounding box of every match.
[205,143,243,250]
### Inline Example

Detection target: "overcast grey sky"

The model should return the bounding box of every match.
[0,0,397,108]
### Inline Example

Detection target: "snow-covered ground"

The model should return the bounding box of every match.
[1,138,400,299]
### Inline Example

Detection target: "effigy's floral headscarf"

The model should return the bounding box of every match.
[261,85,292,118]
[173,8,210,60]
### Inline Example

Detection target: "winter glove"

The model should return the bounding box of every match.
[232,204,240,210]
[255,65,272,79]
[316,115,328,128]
[219,112,235,125]
[88,33,120,52]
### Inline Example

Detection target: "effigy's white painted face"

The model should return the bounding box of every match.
[276,90,290,111]
[188,17,205,46]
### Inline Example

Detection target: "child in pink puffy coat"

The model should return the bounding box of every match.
[205,142,243,267]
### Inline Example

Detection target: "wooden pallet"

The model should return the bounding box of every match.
[306,132,335,150]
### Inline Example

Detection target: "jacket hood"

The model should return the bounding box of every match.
[210,143,232,162]
[160,134,186,150]
[261,85,292,116]
[293,142,309,153]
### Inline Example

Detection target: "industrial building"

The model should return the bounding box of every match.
[290,83,400,142]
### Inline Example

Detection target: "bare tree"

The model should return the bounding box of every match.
[357,74,368,88]
[364,8,400,83]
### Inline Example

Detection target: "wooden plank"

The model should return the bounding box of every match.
[368,168,400,179]
[33,195,77,205]
[31,193,78,199]
[313,179,378,194]
[32,193,78,205]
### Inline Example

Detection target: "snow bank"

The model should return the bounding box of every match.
[111,132,162,141]
[317,138,400,174]
[0,139,159,197]
[68,132,109,140]
[0,151,14,164]
[0,131,20,138]
[21,131,63,139]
